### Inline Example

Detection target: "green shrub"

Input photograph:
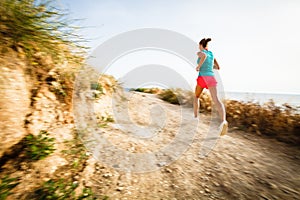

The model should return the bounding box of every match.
[90,83,103,92]
[0,0,86,62]
[158,89,180,104]
[34,179,97,200]
[158,88,196,105]
[0,176,19,200]
[132,88,161,94]
[133,88,146,93]
[25,130,55,160]
[97,115,114,128]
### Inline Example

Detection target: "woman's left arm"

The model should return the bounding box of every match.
[213,58,220,70]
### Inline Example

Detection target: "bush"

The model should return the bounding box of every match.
[0,0,86,62]
[33,179,97,200]
[132,88,161,94]
[0,0,88,107]
[0,176,19,200]
[158,88,300,145]
[157,88,196,106]
[158,89,180,104]
[225,99,300,144]
[24,130,55,160]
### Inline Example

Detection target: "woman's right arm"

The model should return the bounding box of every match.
[196,52,207,71]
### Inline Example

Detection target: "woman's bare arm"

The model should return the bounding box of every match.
[196,52,207,71]
[213,58,220,70]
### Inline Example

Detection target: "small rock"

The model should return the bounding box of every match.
[117,182,125,187]
[270,183,278,189]
[43,177,51,182]
[103,173,112,178]
[205,172,213,176]
[157,162,167,167]
[165,168,172,173]
[213,182,220,187]
[73,181,78,185]
[85,180,93,187]
[132,179,138,183]
[116,187,124,191]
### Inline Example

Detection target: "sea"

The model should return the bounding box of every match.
[224,91,300,108]
[125,88,300,109]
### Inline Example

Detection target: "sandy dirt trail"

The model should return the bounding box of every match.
[77,91,300,200]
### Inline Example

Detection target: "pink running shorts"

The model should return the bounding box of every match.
[196,76,217,89]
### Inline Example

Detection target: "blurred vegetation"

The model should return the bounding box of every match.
[157,88,194,106]
[0,0,88,106]
[97,114,115,128]
[0,0,86,61]
[225,99,300,144]
[158,89,181,105]
[24,130,55,160]
[131,87,161,94]
[90,82,104,99]
[0,1,100,199]
[61,141,88,170]
[0,176,19,200]
[33,179,97,200]
[153,88,300,145]
[91,82,103,92]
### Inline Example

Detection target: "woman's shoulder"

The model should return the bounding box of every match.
[205,50,214,56]
[204,49,213,53]
[197,51,206,57]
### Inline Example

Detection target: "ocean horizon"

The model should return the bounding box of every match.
[125,88,300,108]
[224,91,300,108]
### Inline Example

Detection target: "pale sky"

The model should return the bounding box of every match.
[59,0,300,94]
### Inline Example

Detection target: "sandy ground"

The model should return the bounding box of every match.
[75,91,300,200]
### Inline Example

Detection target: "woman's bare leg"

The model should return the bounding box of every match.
[194,85,204,118]
[208,86,228,135]
[208,86,226,121]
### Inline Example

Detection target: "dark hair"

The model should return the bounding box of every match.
[199,38,211,48]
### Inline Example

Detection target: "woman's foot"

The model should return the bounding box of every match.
[219,121,228,136]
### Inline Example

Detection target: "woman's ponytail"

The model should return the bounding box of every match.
[199,38,212,48]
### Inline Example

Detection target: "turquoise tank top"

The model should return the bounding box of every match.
[197,50,214,76]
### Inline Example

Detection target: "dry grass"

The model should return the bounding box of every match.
[225,99,300,145]
[131,88,162,94]
[156,88,300,145]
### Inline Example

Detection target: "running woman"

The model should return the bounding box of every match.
[194,38,228,136]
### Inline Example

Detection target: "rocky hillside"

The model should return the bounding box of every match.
[0,46,118,198]
[0,0,101,199]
